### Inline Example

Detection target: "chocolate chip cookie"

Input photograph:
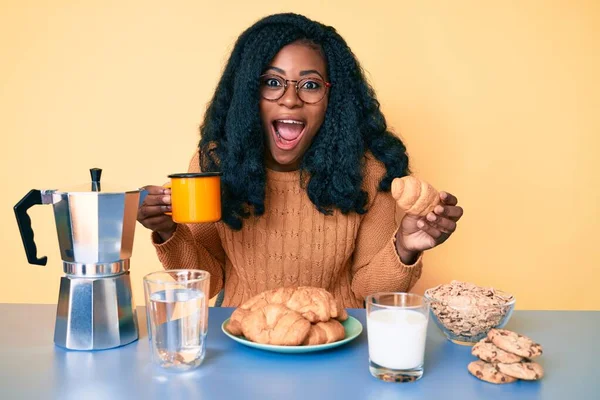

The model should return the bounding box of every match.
[488,328,543,359]
[472,338,524,364]
[497,361,545,380]
[468,360,517,384]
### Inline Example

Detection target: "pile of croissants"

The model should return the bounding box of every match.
[225,286,349,346]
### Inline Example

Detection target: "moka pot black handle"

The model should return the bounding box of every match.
[14,189,48,266]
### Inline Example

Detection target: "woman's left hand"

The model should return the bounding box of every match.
[396,191,464,255]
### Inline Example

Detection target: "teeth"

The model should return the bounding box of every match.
[276,119,304,125]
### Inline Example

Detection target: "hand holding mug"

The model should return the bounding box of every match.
[137,185,177,241]
[137,172,222,242]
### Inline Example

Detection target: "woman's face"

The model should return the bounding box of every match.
[259,42,329,172]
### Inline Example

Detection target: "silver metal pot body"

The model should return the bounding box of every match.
[44,189,140,274]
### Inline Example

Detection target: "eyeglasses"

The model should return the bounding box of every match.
[259,74,331,104]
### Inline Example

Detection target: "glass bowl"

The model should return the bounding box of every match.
[424,288,516,346]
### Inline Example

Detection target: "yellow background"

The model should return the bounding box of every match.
[1,0,598,310]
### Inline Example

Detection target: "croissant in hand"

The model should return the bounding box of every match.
[391,176,440,217]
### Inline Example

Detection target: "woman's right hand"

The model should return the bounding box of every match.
[137,185,177,242]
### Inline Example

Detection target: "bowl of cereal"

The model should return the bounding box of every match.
[424,281,516,346]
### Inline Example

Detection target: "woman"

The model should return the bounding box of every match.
[137,13,463,308]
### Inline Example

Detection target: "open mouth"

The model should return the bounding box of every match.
[271,119,306,151]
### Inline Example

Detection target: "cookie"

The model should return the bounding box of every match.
[497,361,544,380]
[488,328,543,359]
[472,338,524,364]
[467,360,517,384]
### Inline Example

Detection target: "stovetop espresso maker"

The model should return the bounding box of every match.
[14,168,142,350]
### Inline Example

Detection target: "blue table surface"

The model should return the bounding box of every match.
[0,304,598,400]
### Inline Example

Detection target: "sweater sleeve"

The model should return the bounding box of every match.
[350,156,424,301]
[151,150,225,299]
[152,224,225,299]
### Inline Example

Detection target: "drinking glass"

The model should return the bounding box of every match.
[143,270,210,371]
[366,293,430,382]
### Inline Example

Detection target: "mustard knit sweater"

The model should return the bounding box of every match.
[152,151,423,308]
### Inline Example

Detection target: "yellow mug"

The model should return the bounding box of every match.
[165,172,222,223]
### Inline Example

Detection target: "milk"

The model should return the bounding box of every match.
[367,309,428,370]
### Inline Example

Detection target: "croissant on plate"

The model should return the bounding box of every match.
[241,304,311,346]
[302,319,346,345]
[391,176,440,217]
[226,286,348,346]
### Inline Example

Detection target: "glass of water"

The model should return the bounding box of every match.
[143,269,210,371]
[366,293,430,382]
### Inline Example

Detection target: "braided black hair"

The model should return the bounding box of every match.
[199,13,411,229]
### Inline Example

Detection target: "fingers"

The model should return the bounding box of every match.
[141,215,177,233]
[142,185,170,195]
[138,205,171,220]
[410,191,462,247]
[137,185,172,229]
[417,219,443,241]
[440,191,458,206]
[142,191,171,206]
[433,204,463,221]
[425,212,457,234]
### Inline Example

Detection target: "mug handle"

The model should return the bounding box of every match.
[163,182,172,216]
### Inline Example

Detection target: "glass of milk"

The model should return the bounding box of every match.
[143,270,211,371]
[366,292,430,382]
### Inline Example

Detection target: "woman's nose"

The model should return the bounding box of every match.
[278,84,303,108]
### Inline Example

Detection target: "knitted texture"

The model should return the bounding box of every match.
[152,151,423,308]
